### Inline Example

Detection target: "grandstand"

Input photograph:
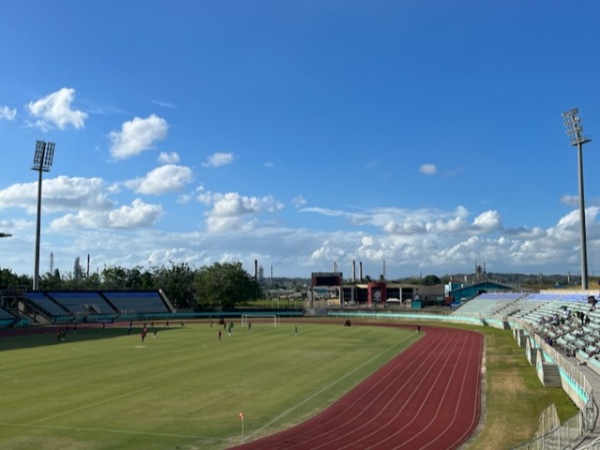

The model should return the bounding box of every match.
[18,289,174,324]
[0,305,17,327]
[450,289,600,446]
[102,290,172,315]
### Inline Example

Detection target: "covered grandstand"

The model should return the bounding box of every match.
[16,289,175,324]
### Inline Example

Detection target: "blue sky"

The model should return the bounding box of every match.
[1,1,600,280]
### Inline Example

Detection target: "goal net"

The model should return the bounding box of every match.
[241,314,279,327]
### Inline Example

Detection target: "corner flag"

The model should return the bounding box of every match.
[239,411,245,439]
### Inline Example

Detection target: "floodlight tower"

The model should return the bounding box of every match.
[31,140,55,290]
[562,108,591,290]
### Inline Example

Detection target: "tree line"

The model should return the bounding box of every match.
[0,262,262,310]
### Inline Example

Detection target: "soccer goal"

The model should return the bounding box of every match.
[241,314,279,327]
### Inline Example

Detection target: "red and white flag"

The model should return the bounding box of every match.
[239,412,244,420]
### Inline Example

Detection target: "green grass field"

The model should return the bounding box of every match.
[0,321,421,450]
[0,320,580,450]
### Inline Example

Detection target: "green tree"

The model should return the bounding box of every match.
[195,262,262,309]
[0,268,30,289]
[41,269,63,289]
[422,275,441,286]
[154,262,195,309]
[101,266,129,289]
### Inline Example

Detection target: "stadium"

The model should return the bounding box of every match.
[2,283,600,449]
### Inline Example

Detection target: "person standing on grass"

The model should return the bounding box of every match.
[141,327,148,343]
[295,325,298,336]
[417,324,421,333]
[218,329,222,341]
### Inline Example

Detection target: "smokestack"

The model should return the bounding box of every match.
[254,259,258,280]
[359,261,363,281]
[352,260,356,282]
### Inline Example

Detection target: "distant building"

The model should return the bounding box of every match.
[446,280,514,305]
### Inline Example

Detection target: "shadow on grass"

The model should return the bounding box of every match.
[0,322,183,351]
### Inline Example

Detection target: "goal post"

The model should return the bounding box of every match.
[241,314,279,327]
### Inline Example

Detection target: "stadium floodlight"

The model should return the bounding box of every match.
[562,108,591,290]
[0,233,12,238]
[31,140,56,290]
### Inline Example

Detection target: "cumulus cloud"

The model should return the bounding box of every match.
[27,87,87,130]
[419,163,437,175]
[470,210,503,233]
[202,152,236,168]
[51,198,162,230]
[0,105,16,120]
[157,152,180,164]
[108,199,163,228]
[109,114,168,159]
[303,205,472,236]
[125,164,194,195]
[198,191,284,232]
[0,176,114,214]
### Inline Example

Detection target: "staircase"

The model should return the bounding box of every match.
[542,363,562,387]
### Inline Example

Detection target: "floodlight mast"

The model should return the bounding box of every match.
[31,140,55,290]
[562,108,591,290]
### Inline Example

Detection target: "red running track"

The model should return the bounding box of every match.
[231,324,483,450]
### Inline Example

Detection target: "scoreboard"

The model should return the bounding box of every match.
[311,272,343,287]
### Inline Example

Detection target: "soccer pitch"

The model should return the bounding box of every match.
[0,321,419,450]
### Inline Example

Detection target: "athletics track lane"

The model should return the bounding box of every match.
[230,325,483,450]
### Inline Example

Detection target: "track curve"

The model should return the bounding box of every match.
[230,324,483,450]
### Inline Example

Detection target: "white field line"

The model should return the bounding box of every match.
[26,387,152,426]
[245,333,417,440]
[0,421,224,441]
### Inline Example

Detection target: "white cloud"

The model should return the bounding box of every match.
[199,191,284,232]
[202,152,236,168]
[561,194,578,208]
[107,199,163,228]
[0,105,16,120]
[27,88,87,130]
[419,163,438,175]
[292,195,307,208]
[109,114,168,160]
[303,205,472,236]
[0,176,114,214]
[157,152,180,164]
[125,165,194,195]
[470,210,503,233]
[51,199,163,230]
[2,170,599,280]
[0,175,162,232]
[152,100,176,108]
